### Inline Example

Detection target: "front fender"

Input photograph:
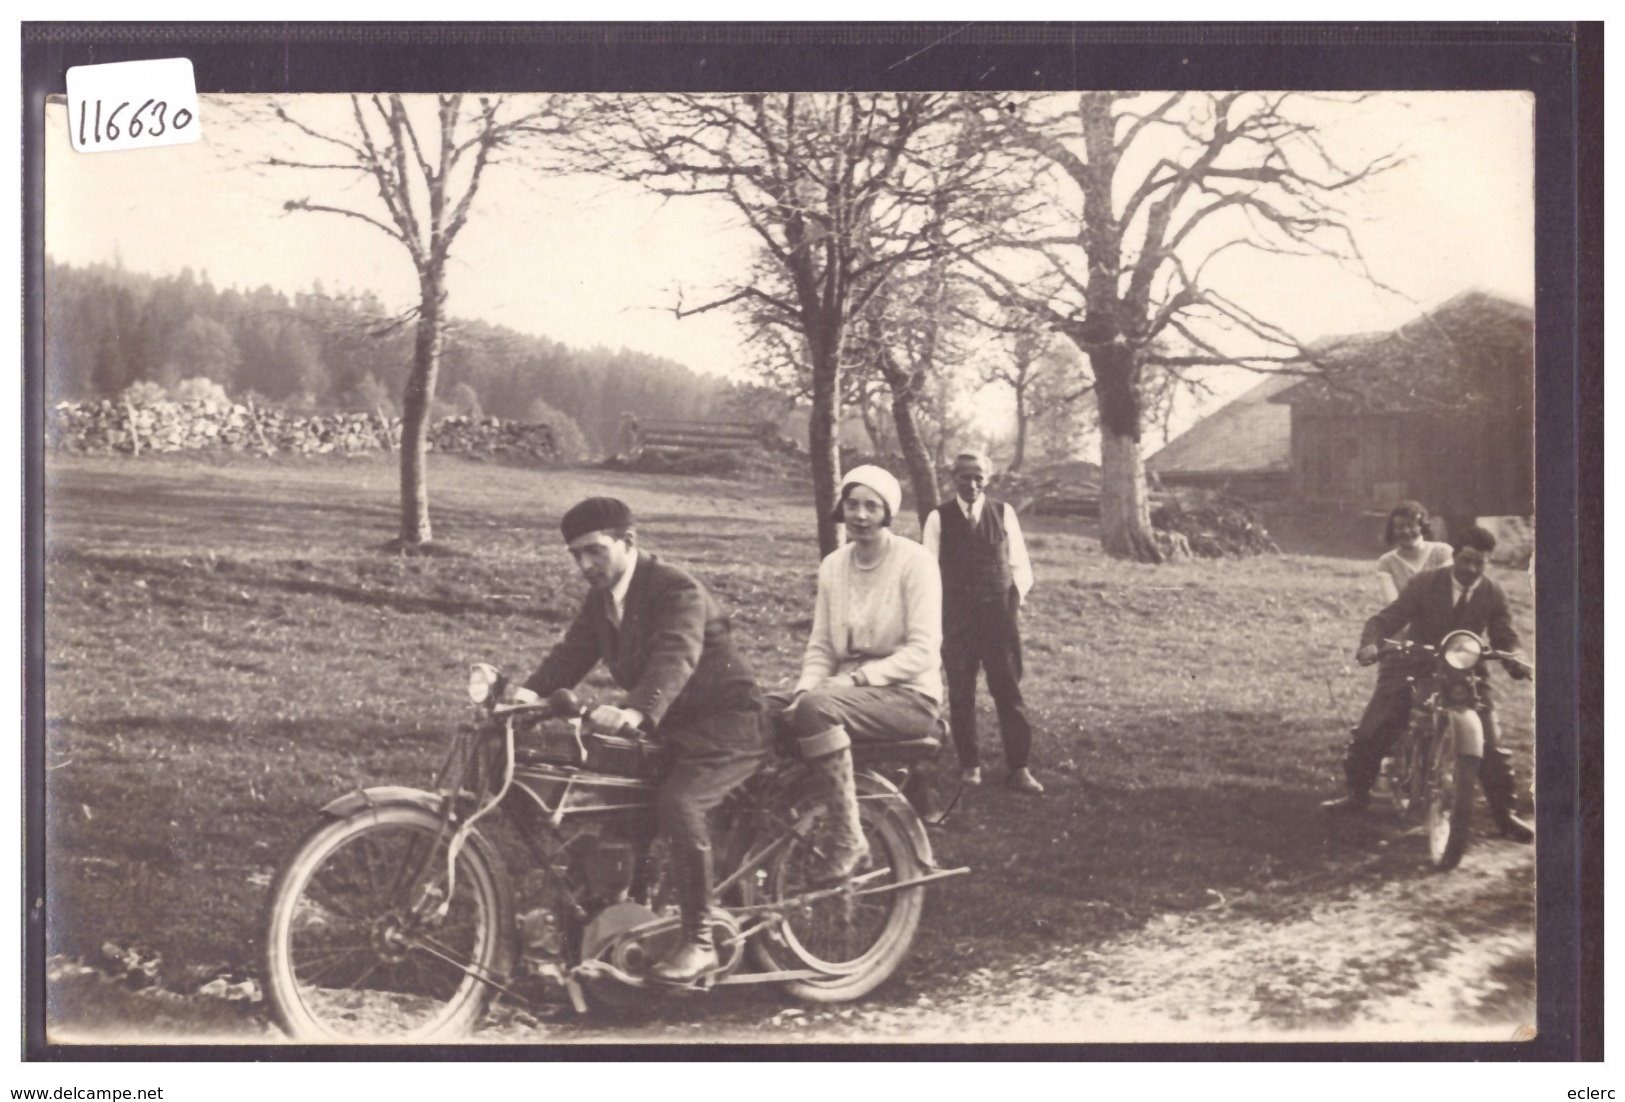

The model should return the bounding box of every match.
[1446,708,1486,759]
[320,785,447,820]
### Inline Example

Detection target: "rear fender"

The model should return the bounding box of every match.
[320,785,447,820]
[1446,708,1485,759]
[856,770,935,869]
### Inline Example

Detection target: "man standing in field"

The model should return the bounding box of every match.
[524,497,769,984]
[922,451,1042,794]
[1322,524,1534,842]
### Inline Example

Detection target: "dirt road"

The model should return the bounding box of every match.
[46,840,1535,1046]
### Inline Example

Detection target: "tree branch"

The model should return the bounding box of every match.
[281,198,408,246]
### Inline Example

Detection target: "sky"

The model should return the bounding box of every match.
[44,90,1534,444]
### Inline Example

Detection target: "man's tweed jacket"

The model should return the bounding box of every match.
[525,551,762,751]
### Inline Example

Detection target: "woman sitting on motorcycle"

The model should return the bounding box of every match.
[780,465,944,885]
[1373,500,1453,603]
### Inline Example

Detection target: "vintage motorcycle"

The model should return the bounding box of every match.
[1376,631,1530,871]
[262,665,966,1041]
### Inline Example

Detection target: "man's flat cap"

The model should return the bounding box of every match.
[560,497,634,543]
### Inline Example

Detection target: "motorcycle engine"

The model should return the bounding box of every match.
[515,829,641,967]
[565,833,638,906]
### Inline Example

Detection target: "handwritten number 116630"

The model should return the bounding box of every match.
[77,97,194,145]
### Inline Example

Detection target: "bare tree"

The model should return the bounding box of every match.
[265,94,560,546]
[854,118,1022,522]
[974,304,1091,473]
[569,93,1003,554]
[967,92,1400,561]
[849,267,981,521]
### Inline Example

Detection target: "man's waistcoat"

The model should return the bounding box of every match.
[936,498,1013,614]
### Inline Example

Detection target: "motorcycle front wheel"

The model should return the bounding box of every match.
[263,805,515,1041]
[1426,742,1481,871]
[751,787,925,1003]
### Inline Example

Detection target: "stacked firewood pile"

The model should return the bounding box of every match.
[47,400,557,462]
[995,472,1092,516]
[424,416,558,461]
[1151,493,1281,558]
[991,462,1112,518]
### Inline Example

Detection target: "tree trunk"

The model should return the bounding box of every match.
[1088,342,1162,563]
[1098,429,1162,562]
[808,339,842,556]
[1011,384,1028,472]
[855,378,888,454]
[887,375,940,524]
[399,276,445,546]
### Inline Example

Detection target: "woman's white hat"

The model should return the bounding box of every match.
[839,464,903,518]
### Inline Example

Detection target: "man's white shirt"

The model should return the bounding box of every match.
[607,554,637,625]
[1449,573,1481,611]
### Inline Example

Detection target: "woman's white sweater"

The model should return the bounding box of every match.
[794,531,943,702]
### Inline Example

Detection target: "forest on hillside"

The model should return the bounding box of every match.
[43,259,736,458]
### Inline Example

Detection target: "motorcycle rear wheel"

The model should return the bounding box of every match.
[1426,745,1481,871]
[752,790,925,1003]
[263,805,515,1041]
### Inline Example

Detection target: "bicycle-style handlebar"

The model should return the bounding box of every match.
[1367,637,1531,673]
[492,687,584,720]
[491,686,656,744]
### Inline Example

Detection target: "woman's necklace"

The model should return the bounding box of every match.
[851,533,890,571]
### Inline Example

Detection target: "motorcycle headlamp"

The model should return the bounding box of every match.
[468,663,500,704]
[1441,632,1484,671]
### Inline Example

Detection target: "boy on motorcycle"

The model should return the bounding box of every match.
[1322,524,1534,843]
[523,497,769,984]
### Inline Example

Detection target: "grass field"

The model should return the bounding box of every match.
[40,453,1537,1023]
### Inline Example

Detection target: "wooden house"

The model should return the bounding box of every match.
[1146,373,1297,502]
[1270,291,1534,522]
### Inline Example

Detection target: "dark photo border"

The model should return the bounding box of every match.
[21,20,1603,1062]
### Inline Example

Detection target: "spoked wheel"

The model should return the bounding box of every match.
[1426,740,1481,871]
[263,805,514,1041]
[751,787,925,1003]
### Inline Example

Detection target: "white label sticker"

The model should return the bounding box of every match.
[65,58,200,153]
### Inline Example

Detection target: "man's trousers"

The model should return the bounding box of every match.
[1343,660,1520,814]
[943,595,1034,771]
[655,710,768,849]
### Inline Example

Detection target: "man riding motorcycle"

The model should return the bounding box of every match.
[523,497,769,985]
[1322,524,1533,843]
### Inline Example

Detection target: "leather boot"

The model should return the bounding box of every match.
[1481,748,1535,844]
[1320,790,1371,813]
[648,842,719,985]
[1493,811,1535,844]
[806,747,870,887]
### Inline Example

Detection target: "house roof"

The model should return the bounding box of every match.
[1146,373,1296,476]
[1270,291,1534,415]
